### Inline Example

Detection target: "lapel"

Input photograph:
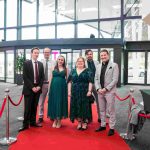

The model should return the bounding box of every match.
[105,61,112,76]
[29,60,34,78]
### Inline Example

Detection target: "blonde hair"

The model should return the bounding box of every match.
[76,56,86,68]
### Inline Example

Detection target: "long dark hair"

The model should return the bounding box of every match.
[54,55,67,75]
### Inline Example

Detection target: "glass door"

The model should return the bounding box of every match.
[72,50,81,68]
[0,51,5,81]
[128,52,145,84]
[6,50,14,83]
[147,52,150,84]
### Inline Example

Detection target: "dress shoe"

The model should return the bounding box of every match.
[108,129,115,136]
[30,123,42,127]
[95,126,106,132]
[18,126,29,132]
[38,118,43,123]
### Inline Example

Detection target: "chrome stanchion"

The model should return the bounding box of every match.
[120,88,134,140]
[0,89,17,145]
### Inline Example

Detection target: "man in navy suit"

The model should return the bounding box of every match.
[19,47,44,132]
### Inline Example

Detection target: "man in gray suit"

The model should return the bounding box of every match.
[95,49,119,136]
[38,47,56,123]
[85,49,100,122]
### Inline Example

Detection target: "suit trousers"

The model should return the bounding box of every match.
[98,92,116,129]
[23,92,40,127]
[92,86,100,119]
[38,83,49,118]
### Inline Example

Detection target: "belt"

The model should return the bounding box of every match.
[43,81,49,84]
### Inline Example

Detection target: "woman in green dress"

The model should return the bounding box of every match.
[68,56,93,130]
[48,55,68,128]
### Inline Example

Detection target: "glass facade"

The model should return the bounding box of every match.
[0,0,149,41]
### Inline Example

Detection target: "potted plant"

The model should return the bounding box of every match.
[15,53,25,85]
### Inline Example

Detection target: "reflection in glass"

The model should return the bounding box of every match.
[6,50,14,83]
[22,1,37,25]
[51,50,60,60]
[0,52,5,80]
[6,0,17,27]
[0,0,4,28]
[124,19,150,41]
[57,24,74,38]
[73,50,81,68]
[77,0,98,20]
[6,29,17,41]
[0,30,4,41]
[147,53,150,84]
[100,21,121,38]
[128,52,145,84]
[78,22,98,38]
[124,0,141,16]
[39,26,55,39]
[57,0,74,22]
[39,0,55,24]
[99,0,120,18]
[22,27,36,40]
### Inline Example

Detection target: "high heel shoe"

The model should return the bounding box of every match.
[52,120,57,128]
[77,121,82,130]
[56,120,61,128]
[82,122,88,130]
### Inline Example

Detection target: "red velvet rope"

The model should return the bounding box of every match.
[138,113,150,118]
[0,98,7,118]
[8,95,23,106]
[115,93,131,101]
[131,97,136,104]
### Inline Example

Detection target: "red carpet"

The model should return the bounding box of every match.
[9,99,130,150]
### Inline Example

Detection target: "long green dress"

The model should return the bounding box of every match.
[48,69,68,120]
[67,68,93,123]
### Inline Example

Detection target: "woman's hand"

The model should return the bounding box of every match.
[68,91,71,97]
[87,91,92,96]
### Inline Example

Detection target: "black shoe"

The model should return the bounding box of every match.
[18,126,29,132]
[30,123,42,127]
[98,118,101,123]
[95,126,106,132]
[38,118,43,123]
[108,129,114,136]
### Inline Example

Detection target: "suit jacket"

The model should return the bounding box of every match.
[95,61,119,93]
[22,60,44,95]
[85,60,99,69]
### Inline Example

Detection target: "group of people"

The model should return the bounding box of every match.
[19,47,119,136]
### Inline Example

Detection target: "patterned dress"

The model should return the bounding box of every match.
[48,70,68,120]
[68,68,93,123]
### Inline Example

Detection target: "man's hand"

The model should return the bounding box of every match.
[32,87,37,93]
[36,86,41,92]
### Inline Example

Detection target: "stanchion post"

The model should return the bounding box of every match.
[120,88,135,140]
[0,88,17,145]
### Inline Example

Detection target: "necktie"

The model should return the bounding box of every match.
[44,60,48,81]
[34,61,39,83]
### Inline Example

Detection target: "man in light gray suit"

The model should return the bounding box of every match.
[38,47,56,123]
[85,49,100,122]
[95,49,119,136]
